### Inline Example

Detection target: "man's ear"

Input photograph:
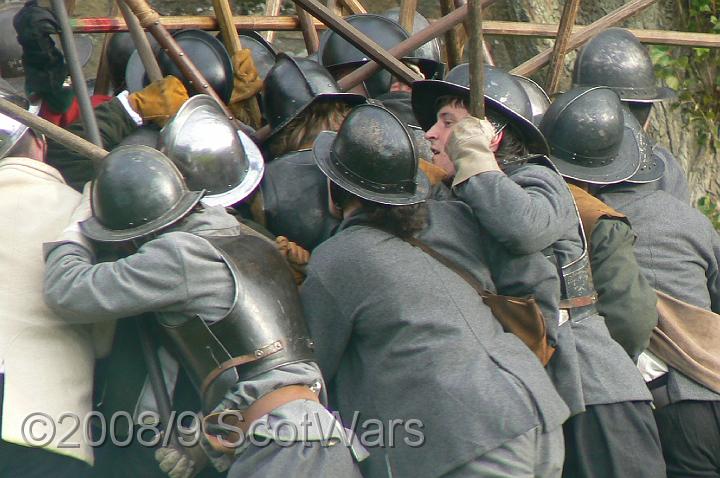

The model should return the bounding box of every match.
[489,129,505,153]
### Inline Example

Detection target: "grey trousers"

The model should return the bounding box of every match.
[442,426,565,478]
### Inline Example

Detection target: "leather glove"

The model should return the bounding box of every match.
[446,116,499,188]
[128,76,189,126]
[13,0,73,112]
[275,236,310,285]
[228,49,263,129]
[155,447,195,478]
[419,159,449,185]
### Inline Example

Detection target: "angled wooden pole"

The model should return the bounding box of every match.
[337,0,497,91]
[263,0,283,43]
[94,2,120,95]
[292,0,422,85]
[340,0,367,15]
[398,0,417,32]
[296,7,320,54]
[545,0,581,94]
[118,0,163,82]
[467,0,484,118]
[439,0,462,70]
[511,0,657,77]
[51,0,103,149]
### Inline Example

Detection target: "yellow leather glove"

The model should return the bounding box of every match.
[229,49,263,129]
[419,159,449,186]
[128,76,189,127]
[275,236,310,285]
[446,116,500,188]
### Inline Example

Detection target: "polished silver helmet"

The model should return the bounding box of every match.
[160,95,264,207]
[0,77,38,158]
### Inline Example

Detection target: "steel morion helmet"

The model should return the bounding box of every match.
[317,14,409,97]
[572,28,677,104]
[80,146,204,242]
[160,95,264,207]
[539,86,642,185]
[0,78,38,158]
[511,75,550,126]
[312,103,429,205]
[262,53,365,142]
[156,29,233,102]
[412,63,550,155]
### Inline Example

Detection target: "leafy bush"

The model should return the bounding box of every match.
[650,0,720,150]
[698,195,720,230]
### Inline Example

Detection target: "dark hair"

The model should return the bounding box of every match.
[268,100,351,157]
[434,95,467,113]
[330,181,428,238]
[495,126,529,161]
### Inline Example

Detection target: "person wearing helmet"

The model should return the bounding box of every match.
[255,54,364,255]
[0,78,97,477]
[536,86,660,363]
[591,109,720,478]
[43,146,364,478]
[302,102,569,477]
[572,27,690,204]
[412,64,664,478]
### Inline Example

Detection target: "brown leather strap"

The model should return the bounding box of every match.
[559,293,598,309]
[203,385,320,453]
[403,236,487,295]
[568,184,629,240]
[200,340,284,399]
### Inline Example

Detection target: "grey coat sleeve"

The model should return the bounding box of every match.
[453,165,576,254]
[300,270,353,381]
[44,237,189,323]
[590,218,658,360]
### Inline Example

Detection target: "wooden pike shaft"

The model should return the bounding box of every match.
[482,21,720,48]
[545,0,581,94]
[296,7,320,54]
[398,0,417,32]
[510,0,658,76]
[467,0,484,118]
[212,0,243,54]
[0,97,107,162]
[439,0,462,70]
[291,0,422,85]
[51,0,103,151]
[337,0,497,91]
[118,0,162,82]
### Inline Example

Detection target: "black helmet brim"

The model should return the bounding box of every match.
[312,130,430,206]
[79,189,204,243]
[549,126,641,185]
[264,92,366,144]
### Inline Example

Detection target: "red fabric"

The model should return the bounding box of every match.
[39,95,113,128]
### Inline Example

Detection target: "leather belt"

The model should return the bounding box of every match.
[648,374,672,411]
[203,384,319,454]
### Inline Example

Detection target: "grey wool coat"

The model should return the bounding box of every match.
[453,163,651,415]
[653,143,691,204]
[589,217,658,361]
[599,181,720,403]
[300,208,569,478]
[43,205,361,477]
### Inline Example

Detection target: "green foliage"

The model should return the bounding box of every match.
[650,0,720,150]
[698,195,720,230]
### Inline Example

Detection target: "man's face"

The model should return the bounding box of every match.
[424,102,470,177]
